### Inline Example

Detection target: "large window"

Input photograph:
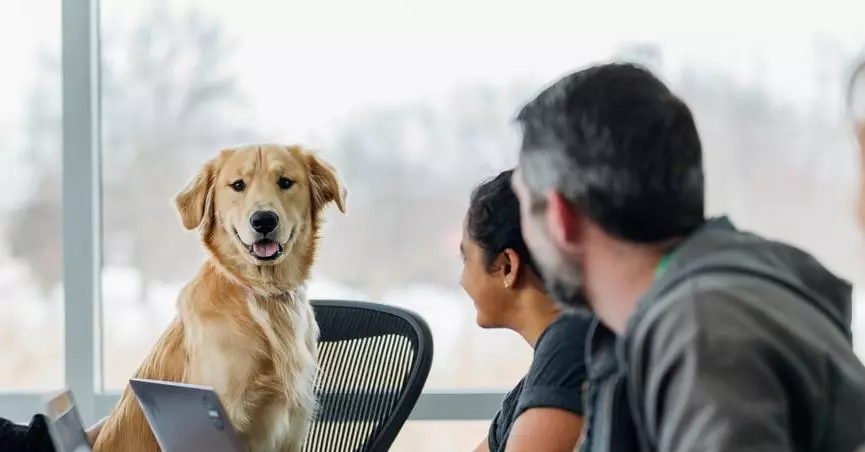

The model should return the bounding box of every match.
[97,0,538,391]
[4,0,865,450]
[0,0,63,390]
[96,0,865,395]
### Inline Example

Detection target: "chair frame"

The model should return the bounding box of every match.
[311,299,434,452]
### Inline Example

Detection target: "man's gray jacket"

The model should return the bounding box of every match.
[582,216,865,451]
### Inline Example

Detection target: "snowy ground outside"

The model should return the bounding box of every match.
[0,262,532,391]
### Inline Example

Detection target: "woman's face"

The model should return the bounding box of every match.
[460,221,511,328]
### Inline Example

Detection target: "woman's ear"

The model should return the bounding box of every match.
[501,248,522,289]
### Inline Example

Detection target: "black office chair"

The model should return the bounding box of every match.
[303,300,434,452]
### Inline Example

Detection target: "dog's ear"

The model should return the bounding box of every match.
[175,152,228,231]
[307,153,346,214]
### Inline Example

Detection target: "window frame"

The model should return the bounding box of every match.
[0,0,503,425]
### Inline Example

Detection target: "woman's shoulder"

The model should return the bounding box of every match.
[516,313,591,417]
[536,312,594,352]
[524,312,592,388]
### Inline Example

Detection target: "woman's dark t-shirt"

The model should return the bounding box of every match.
[487,312,591,452]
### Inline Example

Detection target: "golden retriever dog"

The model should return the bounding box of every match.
[94,144,346,452]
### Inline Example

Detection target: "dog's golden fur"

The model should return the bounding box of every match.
[94,144,346,452]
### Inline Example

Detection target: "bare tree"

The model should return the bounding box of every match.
[11,4,250,299]
[101,4,251,304]
[314,83,532,295]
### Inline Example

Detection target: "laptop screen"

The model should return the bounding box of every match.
[45,391,92,452]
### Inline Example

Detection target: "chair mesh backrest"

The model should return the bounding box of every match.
[303,300,433,452]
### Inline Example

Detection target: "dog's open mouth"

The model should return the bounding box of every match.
[234,229,285,261]
[248,239,284,261]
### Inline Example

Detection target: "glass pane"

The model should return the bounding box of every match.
[391,421,489,452]
[850,59,865,124]
[100,0,865,391]
[97,0,533,390]
[0,0,63,390]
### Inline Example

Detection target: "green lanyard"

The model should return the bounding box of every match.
[654,248,675,279]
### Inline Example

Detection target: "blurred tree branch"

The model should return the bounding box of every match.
[12,4,250,298]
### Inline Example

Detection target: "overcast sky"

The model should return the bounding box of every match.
[2,0,865,213]
[4,0,865,133]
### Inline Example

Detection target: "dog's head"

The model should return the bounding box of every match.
[175,144,346,286]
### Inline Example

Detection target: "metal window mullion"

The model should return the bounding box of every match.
[94,390,504,421]
[0,394,47,423]
[61,0,102,425]
[407,390,503,421]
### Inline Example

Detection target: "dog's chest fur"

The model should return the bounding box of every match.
[183,286,319,452]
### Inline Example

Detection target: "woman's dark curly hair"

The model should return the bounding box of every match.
[466,169,543,280]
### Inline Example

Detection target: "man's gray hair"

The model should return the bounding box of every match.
[515,62,705,243]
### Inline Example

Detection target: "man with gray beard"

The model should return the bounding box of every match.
[509,62,865,452]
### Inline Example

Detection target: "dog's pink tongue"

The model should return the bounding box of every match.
[253,242,278,258]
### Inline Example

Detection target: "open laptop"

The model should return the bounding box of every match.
[44,390,91,452]
[130,378,244,452]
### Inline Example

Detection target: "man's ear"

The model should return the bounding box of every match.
[307,153,347,214]
[545,189,581,252]
[175,152,226,231]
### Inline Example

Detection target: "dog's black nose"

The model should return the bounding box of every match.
[250,211,279,234]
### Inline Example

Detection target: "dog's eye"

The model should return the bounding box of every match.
[277,177,294,190]
[230,180,246,192]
